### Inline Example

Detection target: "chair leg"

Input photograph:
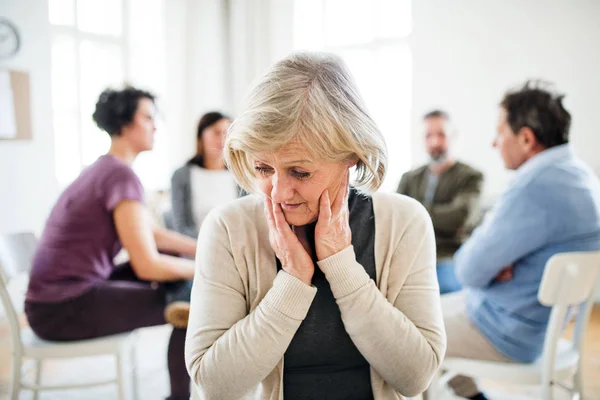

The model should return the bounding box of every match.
[32,359,42,400]
[542,381,554,400]
[130,342,139,400]
[9,355,21,400]
[573,367,585,400]
[115,354,125,400]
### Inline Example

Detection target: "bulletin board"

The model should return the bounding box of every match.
[0,69,32,140]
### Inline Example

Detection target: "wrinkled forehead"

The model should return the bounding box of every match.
[252,140,315,165]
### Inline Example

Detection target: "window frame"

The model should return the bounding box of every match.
[293,0,413,191]
[49,0,131,185]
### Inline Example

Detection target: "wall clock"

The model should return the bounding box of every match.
[0,18,21,60]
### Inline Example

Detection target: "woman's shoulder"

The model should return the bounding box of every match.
[371,191,431,227]
[171,164,191,182]
[372,191,427,213]
[81,155,141,189]
[204,194,263,226]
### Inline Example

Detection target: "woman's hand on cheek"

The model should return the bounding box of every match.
[264,197,314,285]
[315,170,352,261]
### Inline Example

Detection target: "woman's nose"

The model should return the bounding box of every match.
[270,174,294,203]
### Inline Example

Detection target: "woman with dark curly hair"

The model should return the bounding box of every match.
[25,86,195,400]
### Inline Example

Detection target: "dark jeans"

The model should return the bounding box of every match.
[437,259,463,294]
[25,263,191,399]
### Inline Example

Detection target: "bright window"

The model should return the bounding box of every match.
[294,0,412,192]
[49,0,169,190]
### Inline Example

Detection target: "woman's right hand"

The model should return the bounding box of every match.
[264,197,314,285]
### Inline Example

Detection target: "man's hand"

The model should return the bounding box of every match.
[495,265,514,282]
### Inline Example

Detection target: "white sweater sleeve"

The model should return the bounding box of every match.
[317,204,446,397]
[185,211,317,399]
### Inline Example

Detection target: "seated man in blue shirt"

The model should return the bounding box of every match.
[437,81,600,400]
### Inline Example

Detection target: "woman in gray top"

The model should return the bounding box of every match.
[170,112,242,238]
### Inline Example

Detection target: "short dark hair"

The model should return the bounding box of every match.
[500,80,571,148]
[197,111,230,139]
[423,109,449,120]
[92,86,155,136]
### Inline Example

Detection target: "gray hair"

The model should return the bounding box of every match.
[224,51,388,194]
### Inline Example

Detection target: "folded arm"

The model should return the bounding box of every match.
[152,226,196,258]
[454,185,549,288]
[426,172,483,235]
[114,200,195,281]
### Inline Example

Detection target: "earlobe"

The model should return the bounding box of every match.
[346,157,359,168]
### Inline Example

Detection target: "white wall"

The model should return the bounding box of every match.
[0,0,189,234]
[177,0,295,164]
[0,0,58,235]
[410,0,600,202]
[185,0,231,126]
[2,0,600,237]
[168,0,233,167]
[227,0,295,115]
[164,0,190,170]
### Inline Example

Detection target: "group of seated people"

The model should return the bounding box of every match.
[23,51,600,400]
[399,89,600,399]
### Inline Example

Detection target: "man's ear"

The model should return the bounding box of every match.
[518,126,538,150]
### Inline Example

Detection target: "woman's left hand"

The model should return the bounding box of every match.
[315,169,352,261]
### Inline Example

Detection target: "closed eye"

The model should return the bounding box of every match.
[291,170,311,180]
[254,166,273,176]
[254,165,311,180]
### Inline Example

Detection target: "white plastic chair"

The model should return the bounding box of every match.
[0,232,139,400]
[435,250,600,400]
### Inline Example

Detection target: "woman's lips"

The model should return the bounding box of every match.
[281,203,302,210]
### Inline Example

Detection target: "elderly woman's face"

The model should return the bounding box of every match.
[254,142,349,227]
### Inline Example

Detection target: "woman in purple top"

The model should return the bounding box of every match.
[25,87,196,400]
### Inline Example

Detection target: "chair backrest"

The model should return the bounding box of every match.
[537,250,600,389]
[0,232,38,353]
[539,251,600,306]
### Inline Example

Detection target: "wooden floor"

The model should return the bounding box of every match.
[0,306,599,399]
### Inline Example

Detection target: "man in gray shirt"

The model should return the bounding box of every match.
[397,110,483,294]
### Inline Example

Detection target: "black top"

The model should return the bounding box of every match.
[277,188,376,400]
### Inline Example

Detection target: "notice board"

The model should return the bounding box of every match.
[0,69,32,140]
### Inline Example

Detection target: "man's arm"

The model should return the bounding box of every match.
[426,171,483,235]
[454,184,549,288]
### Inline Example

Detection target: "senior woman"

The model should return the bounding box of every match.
[185,52,446,399]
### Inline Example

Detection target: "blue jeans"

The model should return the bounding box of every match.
[437,259,462,294]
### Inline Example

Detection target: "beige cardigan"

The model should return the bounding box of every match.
[185,192,446,400]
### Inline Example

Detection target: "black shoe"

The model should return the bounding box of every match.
[467,393,489,400]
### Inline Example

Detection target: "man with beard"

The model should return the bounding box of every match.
[397,110,483,294]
